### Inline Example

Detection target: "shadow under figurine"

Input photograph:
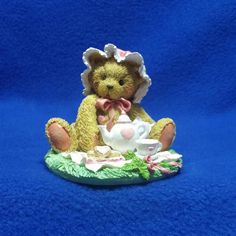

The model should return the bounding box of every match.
[44,44,182,186]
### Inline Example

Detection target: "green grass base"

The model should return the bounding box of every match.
[44,149,182,186]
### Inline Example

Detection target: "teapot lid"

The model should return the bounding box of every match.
[117,111,131,123]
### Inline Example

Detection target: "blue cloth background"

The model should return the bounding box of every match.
[0,0,235,235]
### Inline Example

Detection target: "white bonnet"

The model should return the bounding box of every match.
[81,43,151,103]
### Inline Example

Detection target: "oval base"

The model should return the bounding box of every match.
[44,149,182,186]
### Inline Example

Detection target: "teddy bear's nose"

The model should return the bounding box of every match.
[107,85,114,90]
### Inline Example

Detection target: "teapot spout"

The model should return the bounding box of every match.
[98,125,112,145]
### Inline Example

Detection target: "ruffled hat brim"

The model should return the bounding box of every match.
[81,43,151,103]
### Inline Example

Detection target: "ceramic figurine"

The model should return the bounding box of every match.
[44,44,183,185]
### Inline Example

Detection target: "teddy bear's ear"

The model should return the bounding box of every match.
[123,61,141,79]
[124,60,140,73]
[135,71,145,87]
[88,53,106,68]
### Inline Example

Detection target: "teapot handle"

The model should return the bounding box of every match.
[137,123,149,139]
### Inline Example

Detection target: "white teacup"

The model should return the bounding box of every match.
[135,139,162,156]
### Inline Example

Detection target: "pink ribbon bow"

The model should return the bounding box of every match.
[96,97,131,131]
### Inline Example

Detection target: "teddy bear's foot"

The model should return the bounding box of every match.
[45,118,78,152]
[149,118,176,151]
[159,123,176,151]
[47,122,71,152]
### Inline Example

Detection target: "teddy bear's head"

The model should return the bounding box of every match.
[81,44,151,103]
[88,57,142,100]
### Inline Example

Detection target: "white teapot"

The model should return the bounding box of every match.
[98,111,153,154]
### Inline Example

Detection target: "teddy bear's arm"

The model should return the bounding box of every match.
[75,94,100,152]
[128,104,155,123]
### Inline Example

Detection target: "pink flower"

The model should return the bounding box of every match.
[117,49,131,59]
[144,155,152,163]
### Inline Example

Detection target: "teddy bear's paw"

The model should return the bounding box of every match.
[159,123,176,151]
[47,122,72,152]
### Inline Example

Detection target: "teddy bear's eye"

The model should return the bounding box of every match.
[119,79,125,86]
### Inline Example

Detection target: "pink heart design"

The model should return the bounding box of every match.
[120,127,135,140]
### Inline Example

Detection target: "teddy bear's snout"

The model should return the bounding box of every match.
[107,84,114,90]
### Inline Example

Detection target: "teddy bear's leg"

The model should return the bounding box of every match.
[45,118,78,152]
[149,118,176,151]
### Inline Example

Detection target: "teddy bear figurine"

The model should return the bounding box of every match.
[45,44,176,154]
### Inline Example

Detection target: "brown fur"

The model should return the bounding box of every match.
[88,58,142,100]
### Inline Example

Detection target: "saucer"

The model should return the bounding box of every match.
[134,151,160,160]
